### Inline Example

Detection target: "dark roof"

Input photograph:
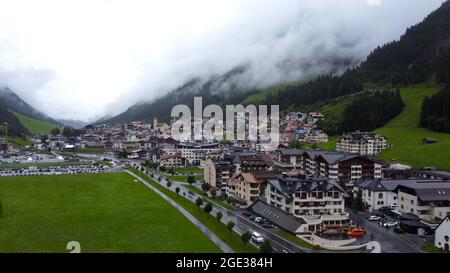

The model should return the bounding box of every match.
[249,200,306,233]
[278,149,304,156]
[267,176,347,200]
[394,181,450,202]
[400,219,431,229]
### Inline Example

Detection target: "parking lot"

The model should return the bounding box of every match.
[0,165,118,177]
[350,210,431,253]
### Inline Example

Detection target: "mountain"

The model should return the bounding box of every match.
[103,66,261,124]
[0,87,60,125]
[258,1,450,110]
[57,119,89,129]
[0,100,28,137]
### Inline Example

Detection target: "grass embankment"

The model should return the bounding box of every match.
[315,81,450,170]
[185,185,233,210]
[12,111,58,135]
[375,82,450,170]
[275,230,314,249]
[0,173,220,253]
[129,168,258,253]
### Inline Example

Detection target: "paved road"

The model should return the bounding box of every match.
[135,164,312,253]
[127,170,234,253]
[350,210,426,253]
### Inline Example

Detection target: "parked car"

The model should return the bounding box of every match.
[389,203,398,209]
[368,215,382,222]
[243,211,252,217]
[347,228,365,237]
[249,215,256,221]
[262,222,277,229]
[383,221,399,228]
[251,232,264,244]
[254,217,263,223]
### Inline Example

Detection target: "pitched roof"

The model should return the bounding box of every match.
[249,200,306,233]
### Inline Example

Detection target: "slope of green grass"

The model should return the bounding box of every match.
[375,82,450,170]
[11,111,57,135]
[0,173,221,253]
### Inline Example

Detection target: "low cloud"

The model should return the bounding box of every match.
[0,0,446,121]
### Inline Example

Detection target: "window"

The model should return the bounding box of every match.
[410,200,414,205]
[378,193,383,199]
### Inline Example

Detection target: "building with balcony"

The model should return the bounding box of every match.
[336,131,388,155]
[394,181,450,221]
[264,176,349,232]
[233,172,280,207]
[204,159,235,194]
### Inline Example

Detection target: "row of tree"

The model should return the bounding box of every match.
[420,87,450,133]
[420,53,450,133]
[340,90,405,133]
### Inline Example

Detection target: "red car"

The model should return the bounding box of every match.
[346,228,365,237]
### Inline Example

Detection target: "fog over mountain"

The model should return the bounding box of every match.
[0,0,446,121]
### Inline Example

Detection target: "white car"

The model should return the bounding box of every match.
[383,221,399,228]
[368,215,382,221]
[251,232,264,244]
[389,203,398,209]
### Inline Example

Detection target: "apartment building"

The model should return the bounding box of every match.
[163,142,221,165]
[395,181,450,221]
[265,176,349,232]
[204,158,235,193]
[233,152,273,173]
[234,172,280,207]
[336,131,388,155]
[159,154,186,168]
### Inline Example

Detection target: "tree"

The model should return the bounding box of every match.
[241,231,252,245]
[204,202,213,214]
[175,187,180,195]
[169,169,175,175]
[196,197,203,207]
[260,240,273,253]
[227,221,235,233]
[216,211,223,222]
[187,175,195,186]
[201,183,210,193]
[167,181,172,188]
[210,188,217,198]
[159,166,166,172]
[353,189,365,211]
[157,177,162,182]
[51,127,61,135]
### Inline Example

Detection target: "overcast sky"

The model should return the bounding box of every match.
[0,0,446,121]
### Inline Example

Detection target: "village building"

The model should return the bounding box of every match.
[336,131,388,155]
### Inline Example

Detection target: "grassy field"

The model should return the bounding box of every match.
[0,172,221,253]
[170,175,204,182]
[169,167,203,174]
[130,169,258,253]
[11,111,58,135]
[0,161,90,170]
[375,82,450,170]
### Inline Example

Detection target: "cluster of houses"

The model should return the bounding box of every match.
[281,112,329,144]
[21,114,450,247]
[204,145,450,238]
